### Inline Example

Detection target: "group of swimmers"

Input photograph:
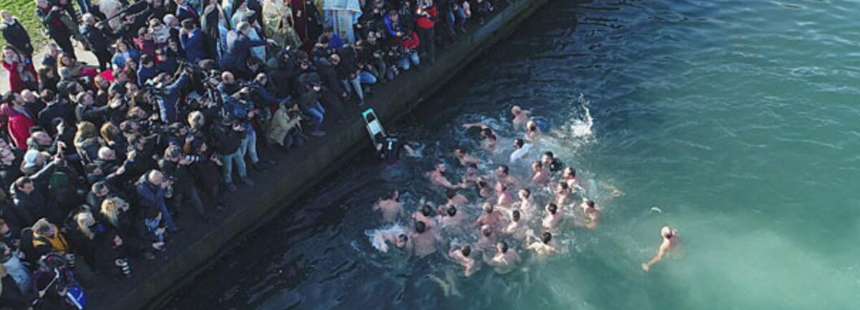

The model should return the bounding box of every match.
[369,105,679,278]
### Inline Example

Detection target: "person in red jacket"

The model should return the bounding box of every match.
[1,47,37,93]
[416,3,437,63]
[0,93,35,150]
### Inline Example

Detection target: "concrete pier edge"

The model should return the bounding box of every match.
[95,0,550,308]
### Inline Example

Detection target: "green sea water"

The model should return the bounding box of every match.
[169,0,860,309]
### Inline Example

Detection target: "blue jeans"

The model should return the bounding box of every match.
[157,200,178,232]
[240,129,259,165]
[222,148,247,184]
[398,51,421,71]
[341,71,378,101]
[305,102,326,131]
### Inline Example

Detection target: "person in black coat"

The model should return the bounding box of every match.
[1,12,34,58]
[36,1,77,58]
[81,13,113,71]
[67,209,127,274]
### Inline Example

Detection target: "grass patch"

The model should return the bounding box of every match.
[1,0,50,50]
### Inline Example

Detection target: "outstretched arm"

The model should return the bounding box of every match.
[642,243,670,272]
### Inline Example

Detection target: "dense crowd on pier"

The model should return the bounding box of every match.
[0,0,502,308]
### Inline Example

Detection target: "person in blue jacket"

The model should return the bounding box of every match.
[179,19,207,65]
[220,21,269,79]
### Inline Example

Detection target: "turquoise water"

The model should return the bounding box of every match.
[169,0,860,309]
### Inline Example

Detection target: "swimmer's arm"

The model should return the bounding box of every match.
[462,122,488,129]
[643,243,670,271]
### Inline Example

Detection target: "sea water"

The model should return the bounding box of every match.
[168,0,860,309]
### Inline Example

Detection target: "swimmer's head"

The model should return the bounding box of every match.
[467,163,479,171]
[532,161,544,171]
[483,203,494,214]
[512,210,521,222]
[519,188,531,199]
[447,206,457,217]
[563,167,576,178]
[415,221,427,233]
[661,226,675,239]
[496,165,509,176]
[514,138,524,148]
[541,232,552,244]
[547,203,558,214]
[497,241,508,253]
[421,204,433,217]
[477,180,488,189]
[495,181,507,193]
[481,128,494,138]
[586,200,595,208]
[446,189,457,199]
[481,225,492,237]
[542,151,554,162]
[556,182,569,192]
[527,121,538,132]
[511,105,521,115]
[396,234,408,247]
[454,148,465,157]
[436,163,447,172]
[461,245,471,257]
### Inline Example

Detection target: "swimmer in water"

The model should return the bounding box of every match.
[475,178,494,199]
[554,182,572,207]
[516,188,537,220]
[495,182,514,208]
[495,165,520,189]
[503,209,531,240]
[642,226,679,272]
[368,226,413,253]
[509,138,532,164]
[454,148,481,166]
[463,163,481,185]
[511,105,532,131]
[541,151,564,173]
[562,167,582,191]
[542,203,564,232]
[482,128,498,152]
[449,245,479,277]
[489,241,521,274]
[531,161,550,186]
[429,163,458,189]
[413,204,437,230]
[411,221,439,258]
[439,205,466,229]
[373,190,403,223]
[445,189,469,207]
[475,202,505,230]
[580,200,601,230]
[525,120,542,143]
[476,224,498,254]
[463,123,498,152]
[526,231,559,258]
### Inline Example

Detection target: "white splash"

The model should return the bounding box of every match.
[569,94,595,139]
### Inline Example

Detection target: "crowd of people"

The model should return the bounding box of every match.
[0,0,504,308]
[368,106,679,280]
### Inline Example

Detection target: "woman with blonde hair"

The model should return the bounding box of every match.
[68,209,126,272]
[100,197,153,260]
[100,122,127,159]
[74,121,102,164]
